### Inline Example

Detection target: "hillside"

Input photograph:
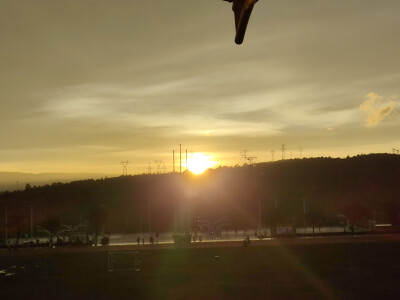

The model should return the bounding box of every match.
[0,154,399,237]
[0,172,117,192]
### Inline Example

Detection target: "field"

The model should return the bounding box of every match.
[1,235,399,299]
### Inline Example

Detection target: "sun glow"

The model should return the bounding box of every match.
[187,153,216,174]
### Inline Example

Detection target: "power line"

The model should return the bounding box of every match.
[172,150,175,173]
[281,144,286,160]
[154,160,162,174]
[120,161,129,176]
[240,150,248,165]
[246,156,257,165]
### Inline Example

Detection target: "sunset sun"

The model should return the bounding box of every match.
[187,153,216,174]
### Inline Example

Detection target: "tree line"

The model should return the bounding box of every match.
[0,154,399,239]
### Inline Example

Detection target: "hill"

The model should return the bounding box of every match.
[0,154,399,237]
[0,172,117,192]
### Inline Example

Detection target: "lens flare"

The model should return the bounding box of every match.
[187,153,216,174]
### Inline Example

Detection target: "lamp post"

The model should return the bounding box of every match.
[30,204,33,239]
[258,171,264,236]
[303,198,306,235]
[5,205,7,240]
[148,198,151,235]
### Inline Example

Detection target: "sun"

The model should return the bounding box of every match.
[187,153,216,175]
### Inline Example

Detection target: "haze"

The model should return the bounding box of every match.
[1,0,399,175]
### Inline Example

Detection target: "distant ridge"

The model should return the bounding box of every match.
[1,154,399,233]
[0,172,118,191]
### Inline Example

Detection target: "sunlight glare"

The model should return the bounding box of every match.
[187,153,216,174]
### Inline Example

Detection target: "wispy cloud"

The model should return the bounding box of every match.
[360,92,396,127]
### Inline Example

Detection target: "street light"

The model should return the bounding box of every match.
[303,198,306,235]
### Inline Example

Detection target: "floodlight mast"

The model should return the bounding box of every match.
[5,205,7,239]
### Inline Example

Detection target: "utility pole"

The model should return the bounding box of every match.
[154,160,161,174]
[258,198,262,231]
[173,150,175,173]
[373,211,376,231]
[174,189,177,232]
[240,150,248,165]
[124,215,127,239]
[139,215,142,236]
[187,194,190,233]
[120,161,129,176]
[30,204,33,239]
[281,144,286,160]
[5,205,8,240]
[246,156,257,165]
[148,198,151,234]
[303,198,306,234]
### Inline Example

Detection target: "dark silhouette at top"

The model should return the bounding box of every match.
[223,0,259,44]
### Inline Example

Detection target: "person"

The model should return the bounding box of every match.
[150,236,154,245]
[142,236,144,245]
[137,236,140,245]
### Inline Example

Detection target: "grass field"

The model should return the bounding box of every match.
[1,235,399,299]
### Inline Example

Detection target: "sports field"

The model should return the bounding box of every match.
[1,235,399,299]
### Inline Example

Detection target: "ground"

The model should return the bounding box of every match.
[1,235,399,299]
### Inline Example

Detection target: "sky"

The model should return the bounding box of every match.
[0,0,399,175]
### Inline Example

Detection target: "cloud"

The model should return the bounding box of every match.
[360,92,396,127]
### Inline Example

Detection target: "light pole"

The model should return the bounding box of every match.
[303,198,306,234]
[148,198,151,235]
[5,205,8,240]
[258,172,264,236]
[139,215,142,236]
[124,214,127,239]
[258,198,261,232]
[30,204,33,239]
